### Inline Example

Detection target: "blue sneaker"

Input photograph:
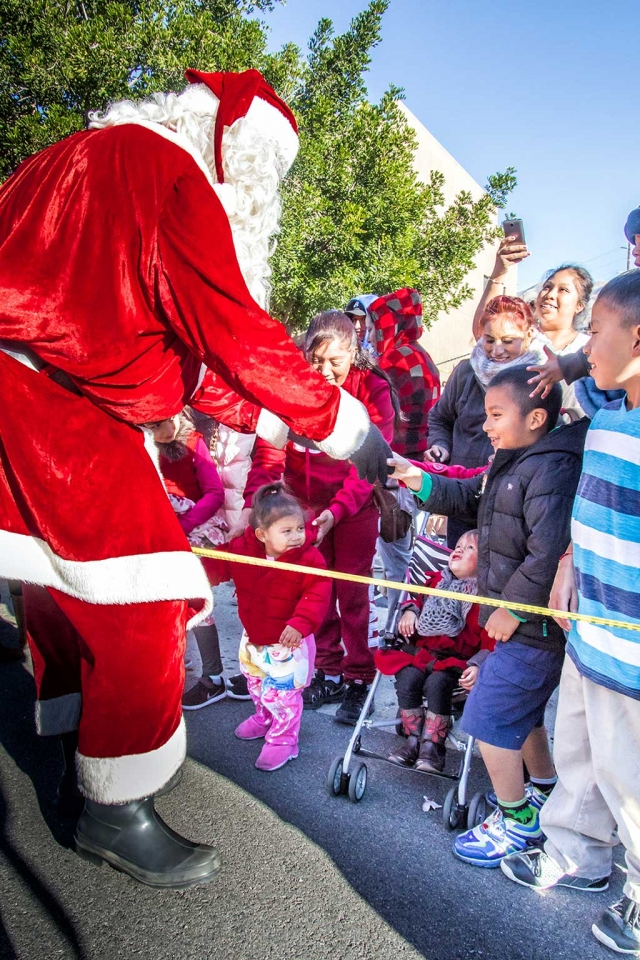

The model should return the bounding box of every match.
[454,807,543,868]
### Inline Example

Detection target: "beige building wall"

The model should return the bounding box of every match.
[398,102,517,380]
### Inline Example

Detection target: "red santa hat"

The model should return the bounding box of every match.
[184,68,299,183]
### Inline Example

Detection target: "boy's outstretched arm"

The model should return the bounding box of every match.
[388,454,482,524]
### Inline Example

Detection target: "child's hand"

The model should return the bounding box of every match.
[398,610,418,638]
[312,509,335,545]
[386,454,424,492]
[459,665,479,691]
[425,445,450,464]
[485,607,520,642]
[550,551,577,632]
[279,625,303,648]
[527,345,562,399]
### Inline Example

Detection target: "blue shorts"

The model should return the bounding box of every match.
[461,641,564,750]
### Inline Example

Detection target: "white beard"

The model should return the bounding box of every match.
[88,85,285,310]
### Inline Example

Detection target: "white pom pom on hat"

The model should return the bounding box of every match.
[184,68,299,183]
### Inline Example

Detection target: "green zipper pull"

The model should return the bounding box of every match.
[542,620,548,638]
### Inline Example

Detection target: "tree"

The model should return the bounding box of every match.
[0,0,515,327]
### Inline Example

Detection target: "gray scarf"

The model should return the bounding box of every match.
[469,335,548,390]
[417,568,477,638]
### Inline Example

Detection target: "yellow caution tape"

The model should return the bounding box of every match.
[192,547,640,634]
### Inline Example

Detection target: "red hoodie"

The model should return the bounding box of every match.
[244,366,394,524]
[369,288,440,458]
[202,527,331,646]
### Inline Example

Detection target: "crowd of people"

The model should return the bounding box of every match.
[0,65,639,956]
[137,206,640,955]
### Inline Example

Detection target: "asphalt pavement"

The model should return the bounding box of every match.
[0,582,624,960]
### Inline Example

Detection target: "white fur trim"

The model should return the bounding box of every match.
[315,388,370,460]
[35,693,82,736]
[181,82,298,173]
[0,530,211,629]
[255,409,289,449]
[76,717,186,803]
[246,97,299,173]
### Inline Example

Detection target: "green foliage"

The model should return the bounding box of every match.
[0,0,516,327]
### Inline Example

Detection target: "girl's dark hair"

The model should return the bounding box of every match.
[541,264,594,330]
[490,367,563,431]
[304,310,402,422]
[249,482,304,531]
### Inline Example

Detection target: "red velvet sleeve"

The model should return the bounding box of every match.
[157,169,341,441]
[242,437,288,508]
[189,368,261,434]
[329,374,395,524]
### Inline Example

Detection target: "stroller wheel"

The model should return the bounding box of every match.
[327,756,345,797]
[442,785,465,831]
[467,792,487,829]
[347,761,368,803]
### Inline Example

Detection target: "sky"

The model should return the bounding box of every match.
[258,0,639,290]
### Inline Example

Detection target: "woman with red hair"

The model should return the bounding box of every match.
[427,296,548,547]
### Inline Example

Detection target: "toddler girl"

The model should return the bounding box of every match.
[204,483,331,771]
[375,530,493,773]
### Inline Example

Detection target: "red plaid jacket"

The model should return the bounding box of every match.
[369,288,440,458]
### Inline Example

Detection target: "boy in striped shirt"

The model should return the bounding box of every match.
[501,271,640,956]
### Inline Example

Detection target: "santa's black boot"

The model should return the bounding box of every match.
[75,796,221,889]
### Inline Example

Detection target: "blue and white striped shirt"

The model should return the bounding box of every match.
[568,399,640,699]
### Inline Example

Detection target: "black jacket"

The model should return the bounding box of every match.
[422,419,589,651]
[427,360,493,469]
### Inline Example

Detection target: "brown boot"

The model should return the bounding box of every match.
[387,708,423,767]
[414,711,451,773]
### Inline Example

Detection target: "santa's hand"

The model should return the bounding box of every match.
[349,424,392,484]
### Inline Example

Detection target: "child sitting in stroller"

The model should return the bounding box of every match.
[375,530,493,773]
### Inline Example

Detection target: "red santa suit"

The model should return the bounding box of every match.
[0,94,371,803]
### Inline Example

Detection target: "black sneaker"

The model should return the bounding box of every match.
[302,670,345,710]
[182,677,226,710]
[226,673,251,700]
[334,680,374,726]
[593,897,640,954]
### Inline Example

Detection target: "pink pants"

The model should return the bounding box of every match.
[239,635,315,747]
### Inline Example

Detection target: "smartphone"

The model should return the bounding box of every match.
[501,217,526,245]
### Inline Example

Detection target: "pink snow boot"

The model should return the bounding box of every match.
[234,714,272,740]
[254,742,299,772]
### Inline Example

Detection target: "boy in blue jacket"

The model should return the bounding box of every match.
[389,366,588,868]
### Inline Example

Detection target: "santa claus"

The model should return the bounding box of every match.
[0,69,391,888]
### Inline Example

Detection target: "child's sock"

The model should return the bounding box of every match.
[497,796,537,826]
[325,674,341,684]
[528,774,558,796]
[208,674,222,684]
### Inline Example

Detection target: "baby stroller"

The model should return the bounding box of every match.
[326,532,488,832]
